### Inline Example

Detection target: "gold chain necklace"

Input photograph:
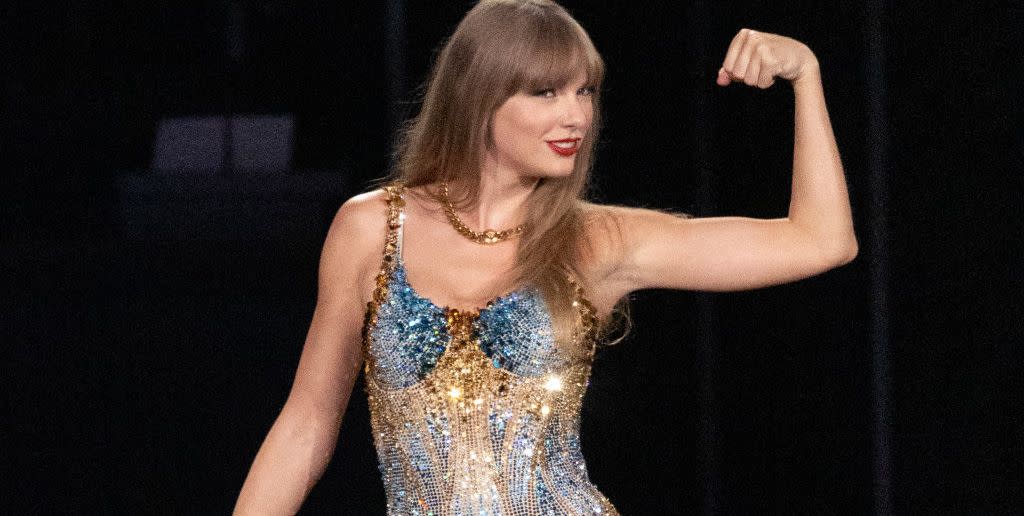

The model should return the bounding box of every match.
[438,181,525,245]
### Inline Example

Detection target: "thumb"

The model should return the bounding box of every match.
[716,67,731,86]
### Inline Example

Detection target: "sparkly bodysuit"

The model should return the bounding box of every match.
[360,182,620,515]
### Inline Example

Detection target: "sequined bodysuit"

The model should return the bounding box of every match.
[360,182,619,515]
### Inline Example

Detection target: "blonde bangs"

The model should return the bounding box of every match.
[508,14,605,94]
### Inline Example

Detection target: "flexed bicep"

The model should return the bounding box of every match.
[610,206,855,293]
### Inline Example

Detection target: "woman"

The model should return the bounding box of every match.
[234,0,857,514]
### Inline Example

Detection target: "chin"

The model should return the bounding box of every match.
[532,170,574,180]
[546,162,577,177]
[557,164,577,176]
[523,159,576,179]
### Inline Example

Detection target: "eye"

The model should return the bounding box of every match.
[533,88,556,98]
[577,85,597,96]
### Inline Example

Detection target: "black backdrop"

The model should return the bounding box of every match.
[5,1,1022,514]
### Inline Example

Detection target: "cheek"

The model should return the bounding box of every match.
[493,108,529,140]
[510,107,549,135]
[490,114,536,159]
[501,113,547,149]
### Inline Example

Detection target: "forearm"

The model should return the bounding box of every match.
[234,406,339,515]
[787,59,858,260]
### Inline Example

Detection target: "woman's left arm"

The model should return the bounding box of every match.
[606,29,858,293]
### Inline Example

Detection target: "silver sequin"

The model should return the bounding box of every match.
[362,182,617,515]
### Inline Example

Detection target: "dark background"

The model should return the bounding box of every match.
[5,1,1022,514]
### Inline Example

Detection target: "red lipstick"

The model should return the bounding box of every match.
[546,138,580,157]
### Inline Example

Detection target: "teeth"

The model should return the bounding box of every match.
[552,141,576,149]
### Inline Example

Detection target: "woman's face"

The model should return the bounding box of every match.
[485,73,595,179]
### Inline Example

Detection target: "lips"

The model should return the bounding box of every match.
[546,138,581,157]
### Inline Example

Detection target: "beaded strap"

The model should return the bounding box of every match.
[570,277,600,356]
[361,180,407,360]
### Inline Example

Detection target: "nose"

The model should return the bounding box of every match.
[560,96,588,128]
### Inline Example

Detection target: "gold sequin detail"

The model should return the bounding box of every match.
[361,180,618,515]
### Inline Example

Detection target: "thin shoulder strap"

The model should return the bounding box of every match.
[364,180,407,358]
[371,181,406,302]
[396,196,405,261]
[568,275,600,354]
[382,180,406,260]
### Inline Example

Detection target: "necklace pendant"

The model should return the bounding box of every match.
[482,230,499,244]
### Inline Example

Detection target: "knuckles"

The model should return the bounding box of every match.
[722,28,795,89]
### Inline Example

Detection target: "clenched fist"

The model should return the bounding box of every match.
[716,28,819,89]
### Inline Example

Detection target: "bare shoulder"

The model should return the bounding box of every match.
[319,188,393,306]
[334,188,391,227]
[576,201,696,289]
[584,201,693,225]
[581,202,695,247]
[326,188,392,249]
[578,202,679,247]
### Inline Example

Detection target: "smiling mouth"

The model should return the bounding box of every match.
[546,139,580,156]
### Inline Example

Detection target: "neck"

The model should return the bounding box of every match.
[448,162,538,231]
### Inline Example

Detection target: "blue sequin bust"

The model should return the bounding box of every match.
[360,182,619,515]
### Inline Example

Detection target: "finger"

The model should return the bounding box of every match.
[721,29,749,76]
[716,66,731,86]
[721,29,746,72]
[732,30,758,82]
[743,47,761,86]
[757,58,776,89]
[755,45,778,88]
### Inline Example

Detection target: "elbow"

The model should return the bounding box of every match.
[841,233,860,264]
[791,220,859,269]
[827,238,859,267]
[846,240,860,263]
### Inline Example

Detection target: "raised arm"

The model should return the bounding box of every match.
[602,29,857,294]
[234,192,384,515]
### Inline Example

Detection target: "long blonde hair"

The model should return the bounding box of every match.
[374,0,630,351]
